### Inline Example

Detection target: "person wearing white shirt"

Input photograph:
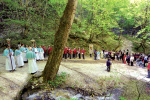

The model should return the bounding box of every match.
[130,55,134,66]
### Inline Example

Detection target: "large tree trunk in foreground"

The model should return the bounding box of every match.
[43,0,78,82]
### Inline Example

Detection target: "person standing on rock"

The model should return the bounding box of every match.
[26,47,38,74]
[20,44,28,63]
[82,48,85,59]
[15,46,24,68]
[3,45,16,72]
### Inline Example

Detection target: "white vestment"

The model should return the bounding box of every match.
[97,54,100,60]
[34,48,39,60]
[16,52,24,67]
[22,51,28,62]
[38,50,44,60]
[6,54,16,70]
[101,51,103,58]
[28,59,38,73]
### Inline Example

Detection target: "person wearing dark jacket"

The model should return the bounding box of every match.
[106,58,111,72]
[94,50,97,60]
[126,55,130,65]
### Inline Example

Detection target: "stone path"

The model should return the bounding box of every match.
[0,54,150,100]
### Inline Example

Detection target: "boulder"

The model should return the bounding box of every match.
[33,71,42,78]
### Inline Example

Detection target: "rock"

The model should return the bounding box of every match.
[33,71,42,78]
[33,80,38,85]
[38,77,43,84]
[22,92,29,100]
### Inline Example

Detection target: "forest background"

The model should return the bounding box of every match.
[0,0,150,54]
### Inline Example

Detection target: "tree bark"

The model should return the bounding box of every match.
[43,0,78,82]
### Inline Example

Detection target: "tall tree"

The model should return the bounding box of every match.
[43,0,78,82]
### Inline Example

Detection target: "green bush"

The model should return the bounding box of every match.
[47,72,68,88]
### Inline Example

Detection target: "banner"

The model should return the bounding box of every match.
[89,44,93,54]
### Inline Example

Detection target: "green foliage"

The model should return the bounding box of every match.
[120,96,127,100]
[1,0,150,52]
[47,72,68,88]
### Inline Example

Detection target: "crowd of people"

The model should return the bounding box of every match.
[2,42,53,74]
[95,49,150,78]
[62,46,85,59]
[2,43,150,78]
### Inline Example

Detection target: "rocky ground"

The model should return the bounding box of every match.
[0,54,150,100]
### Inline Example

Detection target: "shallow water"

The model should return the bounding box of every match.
[24,88,122,100]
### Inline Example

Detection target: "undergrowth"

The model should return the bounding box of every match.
[47,72,69,88]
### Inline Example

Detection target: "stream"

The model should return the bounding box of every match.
[22,88,122,100]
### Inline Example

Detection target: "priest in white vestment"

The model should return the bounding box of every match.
[15,46,24,68]
[32,44,40,61]
[20,44,28,62]
[3,45,16,72]
[38,45,44,61]
[100,50,103,58]
[26,47,38,74]
[97,50,100,60]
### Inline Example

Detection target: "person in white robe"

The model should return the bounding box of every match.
[20,44,28,62]
[32,44,40,61]
[97,50,100,60]
[25,45,29,53]
[15,46,24,68]
[3,45,16,72]
[18,42,21,49]
[38,45,44,61]
[26,47,38,74]
[100,50,103,58]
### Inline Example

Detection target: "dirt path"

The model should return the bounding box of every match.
[0,55,150,100]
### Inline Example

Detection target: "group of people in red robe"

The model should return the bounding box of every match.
[42,45,53,57]
[63,46,85,59]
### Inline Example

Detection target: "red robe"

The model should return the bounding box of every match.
[78,49,81,54]
[147,63,150,70]
[64,48,67,54]
[82,50,85,55]
[75,49,77,54]
[48,47,52,54]
[73,49,76,54]
[69,49,72,54]
[42,47,46,53]
[123,55,127,64]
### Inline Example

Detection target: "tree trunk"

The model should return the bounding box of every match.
[43,0,78,82]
